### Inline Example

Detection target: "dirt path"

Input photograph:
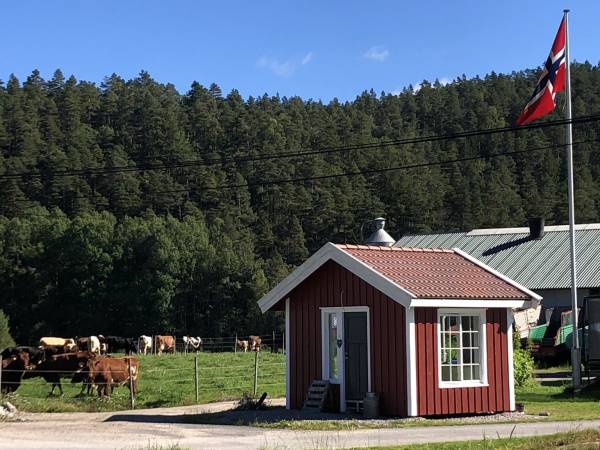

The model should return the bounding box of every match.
[1,402,599,449]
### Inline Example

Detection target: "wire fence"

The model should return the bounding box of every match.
[0,350,286,411]
[167,331,285,354]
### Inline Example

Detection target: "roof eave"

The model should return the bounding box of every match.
[409,298,532,309]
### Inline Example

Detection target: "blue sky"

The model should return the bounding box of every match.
[1,1,599,101]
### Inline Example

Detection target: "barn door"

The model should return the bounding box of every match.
[344,311,369,403]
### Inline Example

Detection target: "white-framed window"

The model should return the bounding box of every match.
[438,308,487,388]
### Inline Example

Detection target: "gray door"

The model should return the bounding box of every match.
[344,312,368,401]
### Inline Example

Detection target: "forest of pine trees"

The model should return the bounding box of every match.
[1,63,599,343]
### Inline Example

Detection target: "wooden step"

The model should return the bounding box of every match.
[302,379,330,412]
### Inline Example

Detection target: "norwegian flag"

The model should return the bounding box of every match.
[516,18,566,125]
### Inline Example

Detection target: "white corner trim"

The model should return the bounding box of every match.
[285,298,290,410]
[452,248,543,302]
[410,299,529,308]
[258,242,415,312]
[507,308,516,412]
[406,307,418,416]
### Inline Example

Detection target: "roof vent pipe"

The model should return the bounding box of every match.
[364,217,396,247]
[528,217,545,240]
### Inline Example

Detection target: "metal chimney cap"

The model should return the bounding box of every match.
[364,217,395,247]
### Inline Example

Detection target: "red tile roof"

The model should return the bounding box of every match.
[337,244,531,300]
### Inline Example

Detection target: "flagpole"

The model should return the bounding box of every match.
[564,9,580,387]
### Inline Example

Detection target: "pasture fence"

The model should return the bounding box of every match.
[0,350,286,412]
[165,331,285,354]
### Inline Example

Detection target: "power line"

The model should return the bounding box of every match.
[15,138,598,205]
[2,113,600,181]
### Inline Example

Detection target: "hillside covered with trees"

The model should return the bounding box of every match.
[1,63,600,343]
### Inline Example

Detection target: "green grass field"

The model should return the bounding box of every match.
[3,352,286,413]
[357,428,600,450]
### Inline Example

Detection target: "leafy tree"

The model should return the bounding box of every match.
[0,309,15,351]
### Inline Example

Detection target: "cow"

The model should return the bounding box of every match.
[154,335,175,355]
[88,336,101,354]
[103,336,137,355]
[183,336,202,353]
[137,335,152,355]
[249,335,262,352]
[2,346,46,367]
[87,356,139,398]
[97,335,108,354]
[25,351,92,396]
[1,351,30,393]
[235,339,249,353]
[39,337,77,352]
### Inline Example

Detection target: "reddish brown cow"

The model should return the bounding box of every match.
[154,335,175,355]
[87,357,139,397]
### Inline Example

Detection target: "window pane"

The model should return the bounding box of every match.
[472,365,480,379]
[472,316,480,330]
[451,365,460,381]
[441,349,449,364]
[449,333,459,348]
[442,316,449,332]
[449,316,458,331]
[471,332,479,348]
[472,349,480,364]
[462,316,472,331]
[450,348,460,364]
[442,365,450,381]
[463,349,472,363]
[463,365,473,380]
[463,333,472,347]
[328,313,338,380]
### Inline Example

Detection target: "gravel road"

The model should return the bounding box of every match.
[1,401,599,449]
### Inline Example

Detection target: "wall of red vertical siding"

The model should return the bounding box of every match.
[415,307,511,416]
[286,259,407,416]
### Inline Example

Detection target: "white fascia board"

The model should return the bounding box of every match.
[258,243,415,312]
[452,247,543,303]
[410,298,531,308]
[258,243,334,312]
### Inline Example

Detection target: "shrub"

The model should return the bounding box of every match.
[513,331,535,387]
[0,309,16,352]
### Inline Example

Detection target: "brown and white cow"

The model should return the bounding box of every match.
[249,335,262,352]
[138,335,152,355]
[87,356,139,397]
[235,339,249,353]
[154,335,175,355]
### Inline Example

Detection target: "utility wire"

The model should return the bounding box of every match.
[2,113,600,181]
[14,138,598,204]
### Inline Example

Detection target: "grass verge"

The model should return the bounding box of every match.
[354,428,600,449]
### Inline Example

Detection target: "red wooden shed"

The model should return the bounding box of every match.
[258,243,541,417]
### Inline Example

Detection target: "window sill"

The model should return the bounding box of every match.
[439,381,489,389]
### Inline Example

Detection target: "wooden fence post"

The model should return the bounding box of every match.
[128,358,135,409]
[272,330,275,353]
[282,331,285,354]
[234,333,237,353]
[253,350,259,396]
[0,356,3,393]
[194,355,199,403]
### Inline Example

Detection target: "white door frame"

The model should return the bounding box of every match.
[320,306,371,413]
